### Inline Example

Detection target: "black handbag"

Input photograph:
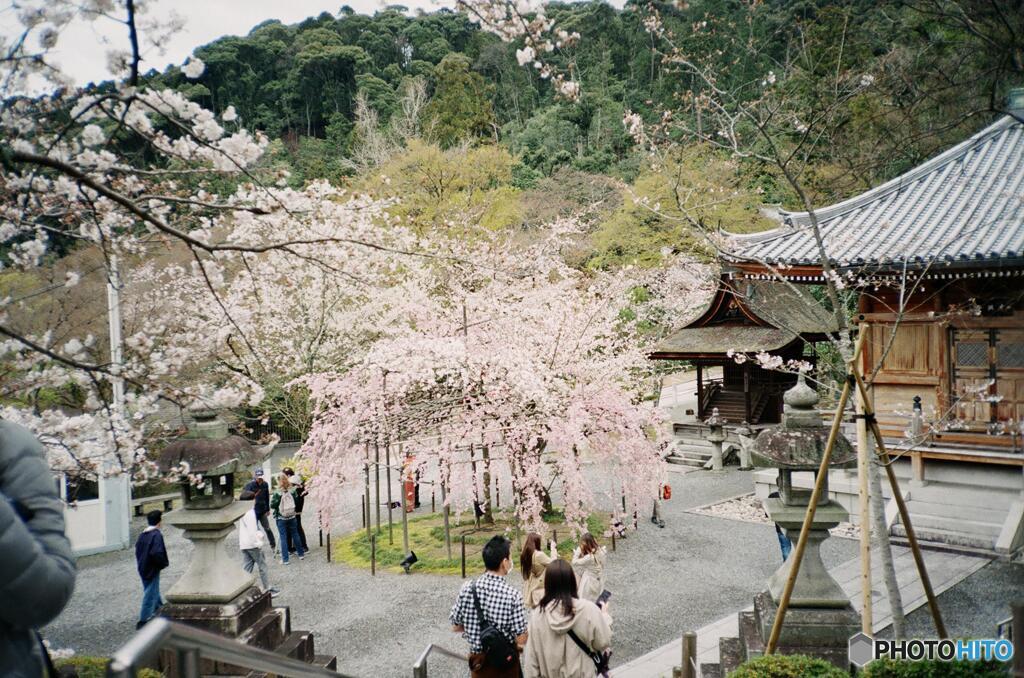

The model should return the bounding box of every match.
[567,628,611,677]
[471,580,517,669]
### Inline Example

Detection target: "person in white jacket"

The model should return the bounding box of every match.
[571,533,606,602]
[238,489,276,594]
[525,559,612,678]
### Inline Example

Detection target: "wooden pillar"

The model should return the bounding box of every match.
[744,363,752,422]
[696,363,704,419]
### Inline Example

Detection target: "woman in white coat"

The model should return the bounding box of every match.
[571,533,606,602]
[524,559,612,678]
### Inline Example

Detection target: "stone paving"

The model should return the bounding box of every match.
[44,465,863,677]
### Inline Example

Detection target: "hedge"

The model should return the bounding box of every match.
[731,654,848,677]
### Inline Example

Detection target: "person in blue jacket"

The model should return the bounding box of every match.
[135,509,169,629]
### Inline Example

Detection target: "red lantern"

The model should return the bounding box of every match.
[662,484,672,500]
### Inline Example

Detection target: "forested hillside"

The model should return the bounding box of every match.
[115,0,1021,262]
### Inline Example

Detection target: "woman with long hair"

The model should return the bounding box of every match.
[524,559,611,678]
[520,532,556,608]
[571,533,606,602]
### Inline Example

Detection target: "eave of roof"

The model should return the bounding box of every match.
[723,114,1024,270]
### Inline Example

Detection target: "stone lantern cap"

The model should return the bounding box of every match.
[751,375,856,469]
[157,407,267,476]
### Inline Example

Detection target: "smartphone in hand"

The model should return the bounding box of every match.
[595,589,612,608]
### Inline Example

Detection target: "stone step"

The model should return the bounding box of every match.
[738,610,763,663]
[700,662,723,678]
[906,481,1019,507]
[719,636,743,675]
[667,454,708,468]
[898,512,1003,538]
[313,654,338,671]
[281,630,315,663]
[235,611,287,652]
[674,444,715,457]
[673,436,714,448]
[891,524,997,552]
[890,532,1002,558]
[904,498,1009,525]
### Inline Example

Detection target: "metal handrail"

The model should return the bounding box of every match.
[412,643,468,678]
[107,617,353,678]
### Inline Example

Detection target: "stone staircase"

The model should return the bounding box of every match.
[666,422,740,468]
[162,587,337,676]
[700,593,851,678]
[890,481,1019,556]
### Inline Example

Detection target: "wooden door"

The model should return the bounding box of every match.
[950,329,993,429]
[995,330,1024,423]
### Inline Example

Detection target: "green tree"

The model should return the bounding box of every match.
[422,54,496,147]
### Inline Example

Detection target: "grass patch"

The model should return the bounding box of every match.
[331,510,606,575]
[55,656,161,678]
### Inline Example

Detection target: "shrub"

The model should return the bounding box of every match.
[731,654,847,678]
[55,656,162,678]
[862,657,1009,677]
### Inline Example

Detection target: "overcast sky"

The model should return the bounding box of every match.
[18,0,458,88]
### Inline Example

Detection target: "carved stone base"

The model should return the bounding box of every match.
[753,590,859,668]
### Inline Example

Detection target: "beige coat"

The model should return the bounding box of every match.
[571,547,606,602]
[523,549,553,608]
[524,598,611,678]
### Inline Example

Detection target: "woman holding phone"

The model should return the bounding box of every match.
[571,533,606,602]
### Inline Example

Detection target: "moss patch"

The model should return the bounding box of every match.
[331,510,606,575]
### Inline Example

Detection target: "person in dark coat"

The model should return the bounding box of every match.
[0,421,77,678]
[242,469,276,552]
[135,510,169,628]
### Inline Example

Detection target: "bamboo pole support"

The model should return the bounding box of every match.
[461,535,467,578]
[370,533,376,576]
[766,330,866,655]
[855,342,873,635]
[852,368,948,639]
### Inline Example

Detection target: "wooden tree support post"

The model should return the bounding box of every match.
[386,443,394,545]
[611,532,616,552]
[326,530,331,563]
[441,473,452,560]
[680,631,697,678]
[766,331,865,655]
[370,534,376,576]
[852,368,947,639]
[856,363,873,635]
[374,443,381,535]
[364,454,371,541]
[461,535,467,578]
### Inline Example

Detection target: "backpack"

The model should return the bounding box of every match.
[279,490,297,519]
[471,580,517,669]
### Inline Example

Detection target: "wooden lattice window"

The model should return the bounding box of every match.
[950,329,1024,427]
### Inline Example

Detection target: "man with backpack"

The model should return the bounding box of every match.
[450,536,528,677]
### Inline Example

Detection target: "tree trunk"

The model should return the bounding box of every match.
[869,447,907,638]
[481,444,494,524]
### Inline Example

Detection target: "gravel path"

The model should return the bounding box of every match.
[44,467,860,677]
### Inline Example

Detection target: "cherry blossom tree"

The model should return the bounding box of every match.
[295,224,713,533]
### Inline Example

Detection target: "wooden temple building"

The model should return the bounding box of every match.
[655,91,1024,555]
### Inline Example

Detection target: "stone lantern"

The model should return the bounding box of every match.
[749,375,859,667]
[157,408,271,605]
[705,407,727,471]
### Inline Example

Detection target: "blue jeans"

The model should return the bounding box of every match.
[276,518,304,563]
[776,528,792,562]
[139,573,162,623]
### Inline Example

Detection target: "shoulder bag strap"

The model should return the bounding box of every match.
[470,579,488,627]
[566,629,601,667]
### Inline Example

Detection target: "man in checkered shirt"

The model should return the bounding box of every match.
[450,536,528,677]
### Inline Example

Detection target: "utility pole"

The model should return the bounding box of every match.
[105,254,132,549]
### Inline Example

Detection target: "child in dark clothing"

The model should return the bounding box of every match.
[135,510,169,629]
